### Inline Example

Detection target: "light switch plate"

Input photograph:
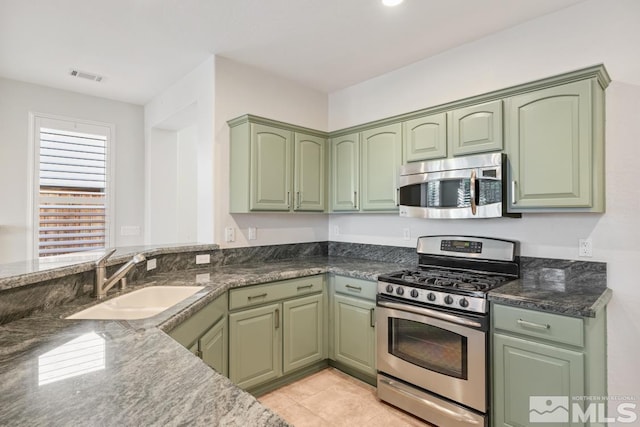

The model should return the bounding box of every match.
[225,227,235,242]
[146,258,157,271]
[196,254,210,264]
[248,227,257,240]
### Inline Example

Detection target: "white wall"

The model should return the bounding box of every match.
[0,77,145,263]
[328,0,640,404]
[213,57,329,247]
[144,57,215,244]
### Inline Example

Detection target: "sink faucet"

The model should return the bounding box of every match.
[94,249,146,299]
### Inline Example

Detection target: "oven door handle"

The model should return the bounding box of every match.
[377,300,482,328]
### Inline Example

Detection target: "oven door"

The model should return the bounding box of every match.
[376,298,487,413]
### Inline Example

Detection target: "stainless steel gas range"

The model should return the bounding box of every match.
[376,235,519,427]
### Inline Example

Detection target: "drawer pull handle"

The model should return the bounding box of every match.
[346,284,362,292]
[370,308,375,327]
[297,284,314,291]
[517,319,550,330]
[248,293,268,300]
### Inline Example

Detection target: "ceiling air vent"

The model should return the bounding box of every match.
[70,69,103,82]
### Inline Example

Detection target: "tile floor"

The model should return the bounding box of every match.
[258,368,430,427]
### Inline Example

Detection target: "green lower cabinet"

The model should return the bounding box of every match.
[332,293,376,376]
[168,292,228,376]
[283,294,324,373]
[200,316,228,376]
[229,303,282,390]
[228,276,327,391]
[493,333,585,427]
[492,303,607,427]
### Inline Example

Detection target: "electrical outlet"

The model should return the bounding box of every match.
[225,227,235,242]
[579,238,593,257]
[146,258,157,271]
[196,254,210,264]
[248,227,257,240]
[403,228,411,241]
[333,226,340,236]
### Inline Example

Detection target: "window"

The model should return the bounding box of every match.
[32,115,113,257]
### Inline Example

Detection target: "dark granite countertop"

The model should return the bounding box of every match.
[0,250,612,425]
[0,255,406,427]
[487,257,611,317]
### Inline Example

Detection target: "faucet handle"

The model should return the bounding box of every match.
[95,248,117,267]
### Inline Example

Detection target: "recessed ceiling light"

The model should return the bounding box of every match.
[382,0,404,6]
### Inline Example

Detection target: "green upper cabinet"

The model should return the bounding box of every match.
[450,99,503,156]
[229,115,327,213]
[330,133,360,212]
[230,65,609,215]
[360,123,402,211]
[250,124,293,211]
[505,79,605,212]
[402,112,447,162]
[294,133,326,211]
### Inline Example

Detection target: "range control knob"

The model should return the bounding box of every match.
[444,295,454,305]
[385,284,394,293]
[396,287,405,296]
[459,298,469,308]
[410,289,419,298]
[427,292,436,301]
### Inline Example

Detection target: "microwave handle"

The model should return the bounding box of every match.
[470,170,477,215]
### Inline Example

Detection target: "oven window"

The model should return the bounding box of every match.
[389,318,468,379]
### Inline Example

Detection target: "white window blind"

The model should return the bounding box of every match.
[37,125,109,257]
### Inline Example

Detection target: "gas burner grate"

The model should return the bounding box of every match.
[395,268,510,292]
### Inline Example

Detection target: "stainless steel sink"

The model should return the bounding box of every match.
[66,286,204,320]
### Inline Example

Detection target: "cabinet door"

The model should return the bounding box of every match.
[200,316,228,377]
[333,294,376,376]
[250,124,293,211]
[361,123,402,211]
[294,133,325,212]
[229,303,281,389]
[283,294,324,373]
[506,80,594,210]
[403,112,447,162]
[330,133,360,211]
[450,100,503,156]
[493,333,585,427]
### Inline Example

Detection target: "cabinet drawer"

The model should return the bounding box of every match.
[334,275,376,301]
[493,304,584,347]
[229,275,323,310]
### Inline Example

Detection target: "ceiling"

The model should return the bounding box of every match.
[0,0,588,105]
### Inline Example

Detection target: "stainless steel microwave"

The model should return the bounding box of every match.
[398,153,520,219]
